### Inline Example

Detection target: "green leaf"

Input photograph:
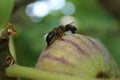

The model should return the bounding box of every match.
[0,0,15,30]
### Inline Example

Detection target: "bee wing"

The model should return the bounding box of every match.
[44,33,48,41]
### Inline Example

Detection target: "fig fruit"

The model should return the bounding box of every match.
[35,34,120,79]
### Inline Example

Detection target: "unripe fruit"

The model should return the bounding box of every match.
[35,34,120,79]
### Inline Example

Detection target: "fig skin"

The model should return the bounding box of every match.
[35,34,120,79]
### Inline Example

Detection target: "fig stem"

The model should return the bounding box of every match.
[7,64,119,80]
[6,64,94,80]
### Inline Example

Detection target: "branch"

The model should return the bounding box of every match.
[0,23,17,80]
[98,0,120,20]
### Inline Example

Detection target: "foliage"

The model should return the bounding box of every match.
[0,0,15,30]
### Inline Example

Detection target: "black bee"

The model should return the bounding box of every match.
[44,24,77,46]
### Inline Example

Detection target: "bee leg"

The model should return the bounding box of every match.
[59,36,64,40]
[57,34,64,41]
[47,39,54,46]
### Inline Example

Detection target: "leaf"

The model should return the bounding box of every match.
[0,0,15,30]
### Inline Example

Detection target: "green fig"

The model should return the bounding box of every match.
[35,34,120,79]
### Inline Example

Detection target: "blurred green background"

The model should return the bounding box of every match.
[9,0,120,69]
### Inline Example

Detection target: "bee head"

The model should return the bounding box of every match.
[65,24,76,33]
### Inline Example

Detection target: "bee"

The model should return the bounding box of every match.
[44,24,77,46]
